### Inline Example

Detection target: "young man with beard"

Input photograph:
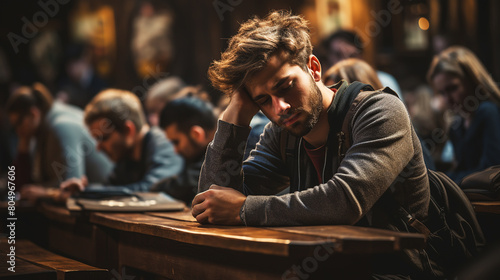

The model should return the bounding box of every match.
[61,89,183,193]
[157,97,217,205]
[192,11,432,278]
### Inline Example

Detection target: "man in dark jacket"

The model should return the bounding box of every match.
[192,10,430,278]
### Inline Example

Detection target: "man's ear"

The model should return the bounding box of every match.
[123,120,137,137]
[307,55,322,82]
[189,125,206,143]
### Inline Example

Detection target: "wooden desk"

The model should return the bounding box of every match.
[36,203,426,280]
[35,202,110,267]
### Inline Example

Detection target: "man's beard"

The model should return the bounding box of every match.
[281,79,323,137]
[184,136,206,163]
[109,138,133,162]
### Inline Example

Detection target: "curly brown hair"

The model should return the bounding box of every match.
[208,10,312,95]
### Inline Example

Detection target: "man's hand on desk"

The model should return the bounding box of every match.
[60,176,88,195]
[191,185,246,225]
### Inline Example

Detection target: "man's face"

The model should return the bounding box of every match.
[246,53,324,137]
[88,118,132,162]
[328,39,361,66]
[165,124,205,162]
[9,111,39,139]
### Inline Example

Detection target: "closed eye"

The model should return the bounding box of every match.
[256,96,271,106]
[281,80,294,92]
[254,78,294,106]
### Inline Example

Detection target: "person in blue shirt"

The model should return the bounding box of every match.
[6,82,113,202]
[61,89,183,195]
[427,46,500,183]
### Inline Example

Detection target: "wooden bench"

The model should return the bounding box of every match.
[0,256,56,280]
[0,237,109,280]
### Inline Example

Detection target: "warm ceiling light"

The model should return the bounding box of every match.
[418,17,430,31]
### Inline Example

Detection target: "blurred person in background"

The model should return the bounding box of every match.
[404,85,452,171]
[60,89,183,195]
[323,58,383,89]
[57,42,108,109]
[427,46,500,183]
[144,76,215,127]
[6,82,113,202]
[157,97,217,204]
[144,76,186,126]
[322,30,402,100]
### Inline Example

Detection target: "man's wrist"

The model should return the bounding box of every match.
[221,105,254,127]
[239,200,247,226]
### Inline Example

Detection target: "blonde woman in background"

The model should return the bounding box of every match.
[427,46,500,183]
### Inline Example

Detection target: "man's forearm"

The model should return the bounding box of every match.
[220,103,254,127]
[198,120,251,193]
[219,87,260,127]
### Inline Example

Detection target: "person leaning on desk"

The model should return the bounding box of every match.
[5,83,113,202]
[191,10,433,279]
[60,88,183,198]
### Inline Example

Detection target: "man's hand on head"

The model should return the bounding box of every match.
[221,87,260,127]
[191,185,246,225]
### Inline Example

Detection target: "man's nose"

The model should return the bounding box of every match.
[272,96,290,116]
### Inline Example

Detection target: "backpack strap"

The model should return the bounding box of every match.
[338,86,399,163]
[338,90,374,162]
[332,82,374,137]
